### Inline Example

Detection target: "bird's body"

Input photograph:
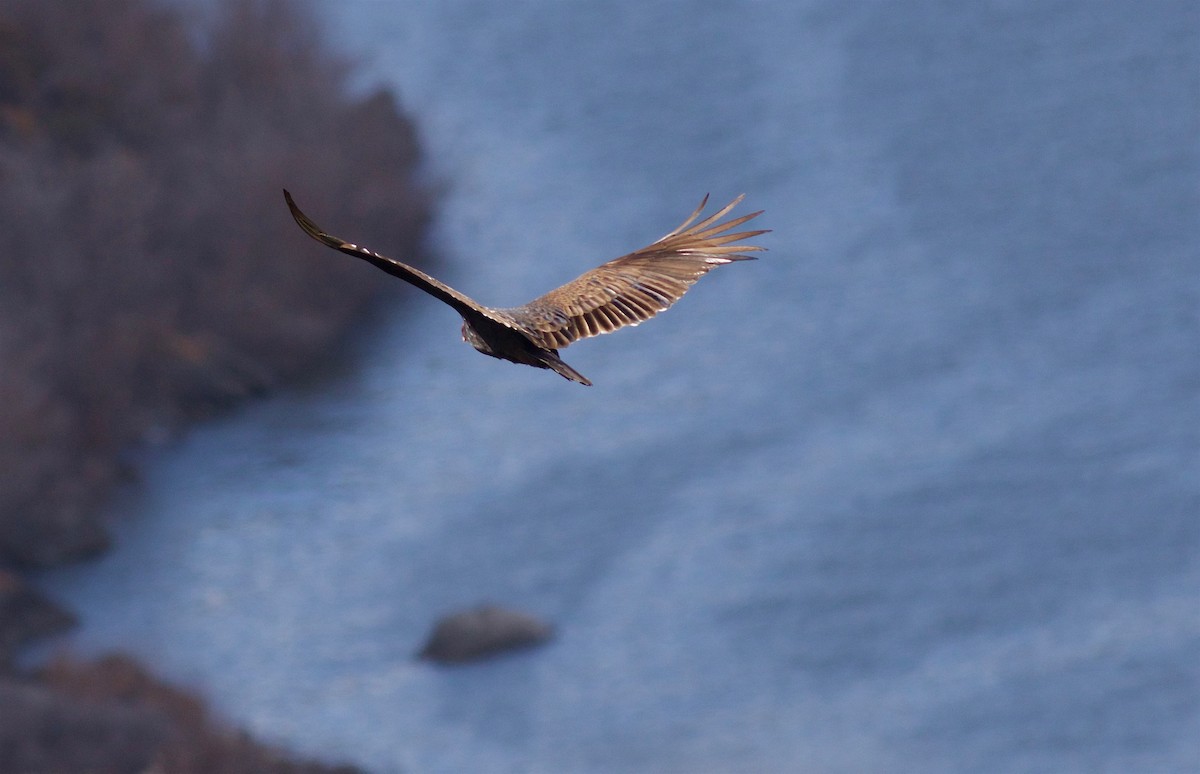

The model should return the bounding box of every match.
[284,191,766,385]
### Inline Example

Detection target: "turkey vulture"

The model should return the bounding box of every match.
[284,190,766,385]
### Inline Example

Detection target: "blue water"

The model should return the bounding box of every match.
[40,1,1199,771]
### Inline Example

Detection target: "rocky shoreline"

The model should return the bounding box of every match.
[0,0,431,770]
[2,653,363,773]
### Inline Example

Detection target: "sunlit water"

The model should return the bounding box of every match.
[40,1,1199,772]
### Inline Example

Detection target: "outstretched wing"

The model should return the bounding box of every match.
[507,195,767,349]
[284,190,492,322]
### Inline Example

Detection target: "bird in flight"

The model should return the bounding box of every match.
[284,190,766,386]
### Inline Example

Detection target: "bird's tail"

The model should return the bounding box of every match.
[543,353,592,386]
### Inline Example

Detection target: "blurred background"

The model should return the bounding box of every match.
[4,0,1198,772]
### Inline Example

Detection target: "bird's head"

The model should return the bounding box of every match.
[461,320,493,355]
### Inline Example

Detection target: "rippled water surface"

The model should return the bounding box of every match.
[42,1,1199,772]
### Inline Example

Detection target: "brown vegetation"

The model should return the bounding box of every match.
[0,0,431,769]
[0,654,361,773]
[0,0,431,567]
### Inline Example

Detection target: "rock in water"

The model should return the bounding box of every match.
[418,605,553,664]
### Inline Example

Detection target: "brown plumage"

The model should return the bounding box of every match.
[284,190,767,385]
